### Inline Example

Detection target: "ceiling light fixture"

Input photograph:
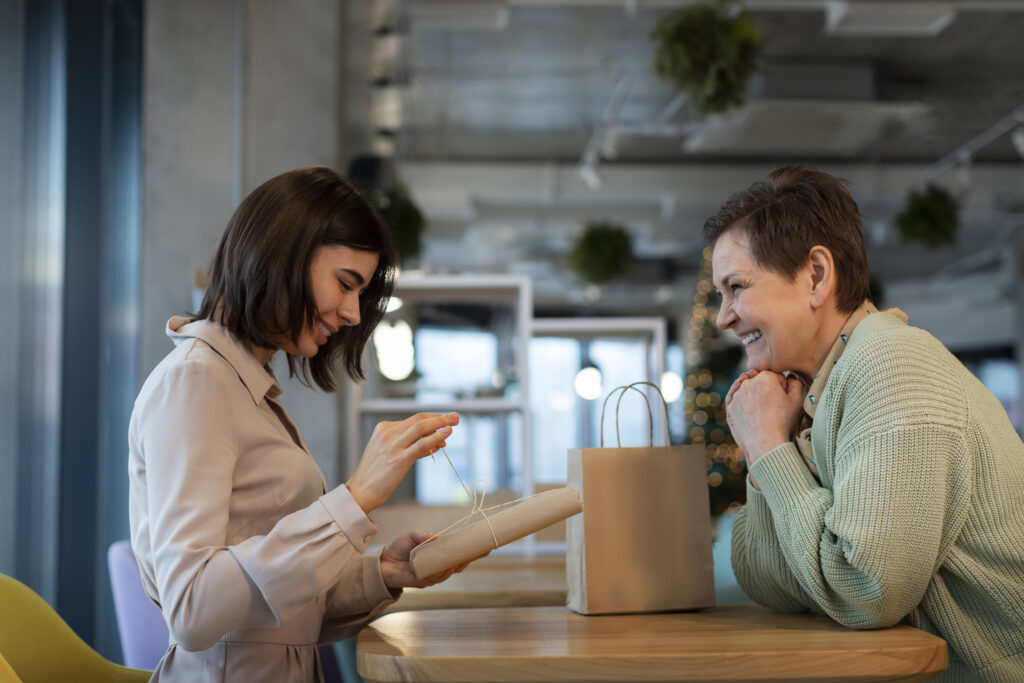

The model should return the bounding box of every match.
[577,163,602,191]
[574,360,603,401]
[1011,126,1024,159]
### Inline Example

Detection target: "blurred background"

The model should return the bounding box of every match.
[2,0,1022,665]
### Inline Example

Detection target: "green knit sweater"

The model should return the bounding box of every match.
[732,311,1024,682]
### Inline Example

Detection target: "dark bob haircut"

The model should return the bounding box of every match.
[702,166,871,314]
[194,166,397,392]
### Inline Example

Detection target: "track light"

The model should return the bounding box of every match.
[1011,125,1024,159]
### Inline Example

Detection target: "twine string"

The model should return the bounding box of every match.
[429,446,544,551]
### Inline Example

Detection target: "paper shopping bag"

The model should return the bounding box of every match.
[567,381,715,615]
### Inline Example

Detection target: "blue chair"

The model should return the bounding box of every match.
[107,540,347,680]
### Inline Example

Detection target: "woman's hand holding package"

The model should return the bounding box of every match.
[725,370,803,475]
[380,530,479,589]
[346,412,459,513]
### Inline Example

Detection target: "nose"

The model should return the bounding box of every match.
[715,299,735,330]
[339,293,361,327]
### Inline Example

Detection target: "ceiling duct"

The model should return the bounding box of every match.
[824,1,956,37]
[681,60,928,155]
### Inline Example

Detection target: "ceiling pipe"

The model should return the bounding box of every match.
[924,104,1024,181]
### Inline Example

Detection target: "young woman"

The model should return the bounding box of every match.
[708,166,1024,682]
[129,167,469,682]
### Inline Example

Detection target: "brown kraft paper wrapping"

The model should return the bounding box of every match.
[410,486,583,580]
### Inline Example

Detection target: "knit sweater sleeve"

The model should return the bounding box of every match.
[730,474,819,613]
[741,325,972,629]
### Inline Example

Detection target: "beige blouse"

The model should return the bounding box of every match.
[128,317,397,683]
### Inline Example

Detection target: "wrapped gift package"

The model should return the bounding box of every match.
[410,486,583,579]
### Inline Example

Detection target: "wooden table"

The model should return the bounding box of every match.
[385,555,567,612]
[357,605,947,682]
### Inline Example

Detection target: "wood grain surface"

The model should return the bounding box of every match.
[358,604,947,682]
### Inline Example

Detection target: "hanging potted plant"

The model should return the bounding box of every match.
[895,183,959,249]
[569,220,634,285]
[651,1,764,116]
[371,184,425,266]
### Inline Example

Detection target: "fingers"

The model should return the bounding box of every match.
[726,369,758,405]
[407,529,437,547]
[382,529,436,568]
[398,412,458,460]
[784,376,805,400]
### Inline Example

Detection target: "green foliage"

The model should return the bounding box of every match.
[568,220,634,285]
[651,1,764,116]
[371,184,425,265]
[895,183,959,249]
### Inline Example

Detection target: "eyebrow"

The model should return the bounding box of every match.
[338,268,367,286]
[712,270,737,291]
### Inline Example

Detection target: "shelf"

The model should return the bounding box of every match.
[393,273,528,301]
[359,398,526,414]
[344,273,535,517]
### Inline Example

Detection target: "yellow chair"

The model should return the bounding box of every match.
[0,650,22,683]
[0,574,150,682]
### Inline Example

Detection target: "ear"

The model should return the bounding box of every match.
[806,245,836,310]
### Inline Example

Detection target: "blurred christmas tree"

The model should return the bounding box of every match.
[684,246,747,516]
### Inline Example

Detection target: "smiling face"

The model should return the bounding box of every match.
[276,244,380,359]
[711,229,825,377]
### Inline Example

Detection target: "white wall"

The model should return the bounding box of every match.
[143,0,346,482]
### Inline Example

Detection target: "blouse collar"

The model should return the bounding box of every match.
[166,316,282,404]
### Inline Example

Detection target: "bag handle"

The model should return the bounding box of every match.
[598,380,672,447]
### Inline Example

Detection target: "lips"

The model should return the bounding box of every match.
[316,319,335,344]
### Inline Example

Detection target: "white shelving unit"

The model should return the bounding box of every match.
[343,272,535,501]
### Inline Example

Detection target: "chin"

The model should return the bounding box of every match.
[744,356,767,371]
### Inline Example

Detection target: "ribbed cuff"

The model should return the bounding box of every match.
[750,442,822,514]
[319,485,378,552]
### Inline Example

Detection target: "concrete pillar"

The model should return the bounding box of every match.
[143,0,346,482]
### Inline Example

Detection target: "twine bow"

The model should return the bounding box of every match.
[430,446,542,551]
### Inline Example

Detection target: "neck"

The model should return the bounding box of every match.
[248,343,275,366]
[799,305,850,380]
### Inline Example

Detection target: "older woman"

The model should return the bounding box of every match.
[708,166,1024,682]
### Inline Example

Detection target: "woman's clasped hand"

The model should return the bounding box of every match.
[723,369,802,472]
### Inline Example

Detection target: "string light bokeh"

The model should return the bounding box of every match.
[683,246,747,515]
